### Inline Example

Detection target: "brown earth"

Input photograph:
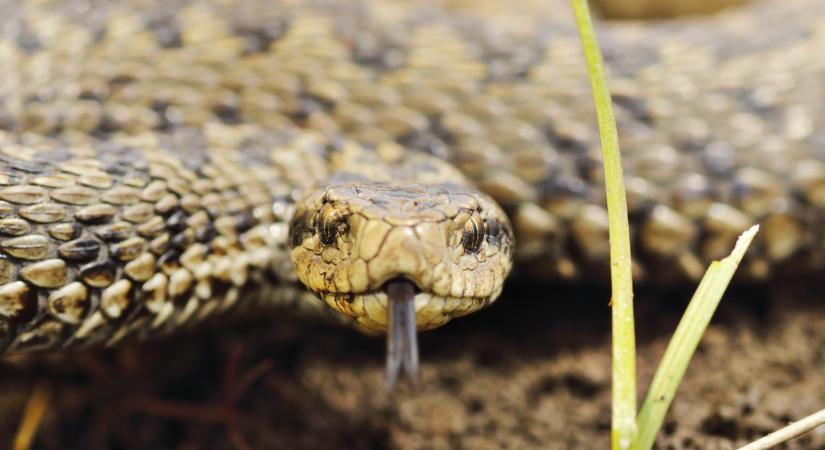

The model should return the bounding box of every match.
[1,278,824,450]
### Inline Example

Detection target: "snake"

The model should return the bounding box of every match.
[0,0,824,384]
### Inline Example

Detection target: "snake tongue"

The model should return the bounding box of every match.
[385,279,419,390]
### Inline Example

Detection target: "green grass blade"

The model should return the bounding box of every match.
[569,1,637,448]
[632,225,759,450]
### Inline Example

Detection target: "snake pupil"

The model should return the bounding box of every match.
[319,219,339,246]
[318,205,348,247]
[462,214,485,253]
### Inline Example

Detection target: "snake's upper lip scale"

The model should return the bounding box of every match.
[384,278,420,390]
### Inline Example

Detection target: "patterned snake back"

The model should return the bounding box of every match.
[1,0,825,353]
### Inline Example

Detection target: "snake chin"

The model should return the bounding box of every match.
[288,181,515,331]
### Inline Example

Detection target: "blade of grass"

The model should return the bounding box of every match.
[569,1,636,448]
[14,382,51,450]
[737,406,825,450]
[632,225,759,450]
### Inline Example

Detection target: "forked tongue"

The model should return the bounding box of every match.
[385,279,419,390]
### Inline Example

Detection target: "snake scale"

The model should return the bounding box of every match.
[0,0,824,367]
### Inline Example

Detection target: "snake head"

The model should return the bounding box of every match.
[288,181,514,332]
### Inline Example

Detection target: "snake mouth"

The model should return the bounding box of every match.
[384,278,420,389]
[315,285,492,330]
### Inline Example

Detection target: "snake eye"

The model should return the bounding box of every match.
[462,213,486,253]
[318,204,348,247]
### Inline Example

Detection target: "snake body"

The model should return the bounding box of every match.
[0,0,824,354]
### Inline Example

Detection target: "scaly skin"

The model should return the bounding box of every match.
[0,0,824,352]
[290,178,513,331]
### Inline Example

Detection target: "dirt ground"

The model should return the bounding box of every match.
[1,278,824,450]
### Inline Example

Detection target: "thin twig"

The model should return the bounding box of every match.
[128,398,229,423]
[738,407,825,450]
[234,360,275,400]
[127,344,271,450]
[226,357,273,450]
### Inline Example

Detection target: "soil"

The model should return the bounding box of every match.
[1,279,824,450]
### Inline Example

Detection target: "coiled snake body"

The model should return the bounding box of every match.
[0,0,824,372]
